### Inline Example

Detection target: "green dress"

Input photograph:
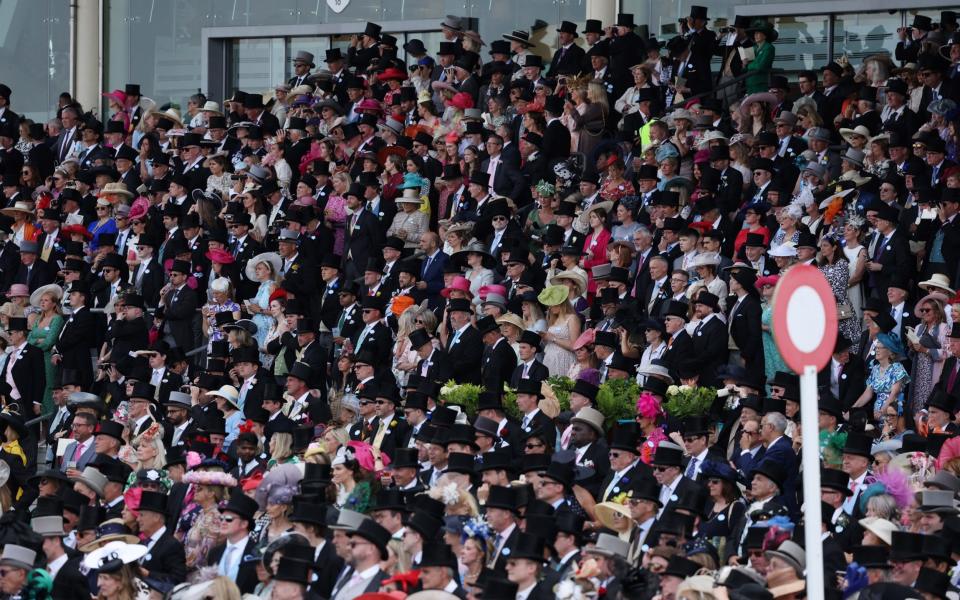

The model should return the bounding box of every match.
[28,314,65,413]
[745,41,775,94]
[761,302,789,392]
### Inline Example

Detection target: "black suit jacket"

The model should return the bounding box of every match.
[0,343,45,412]
[132,257,165,308]
[728,294,764,372]
[662,330,694,381]
[53,307,96,389]
[342,208,383,279]
[51,554,90,600]
[416,348,454,383]
[482,339,518,396]
[870,229,913,295]
[162,284,199,352]
[311,541,345,598]
[510,360,550,388]
[691,317,729,385]
[351,321,393,366]
[548,44,587,76]
[13,259,54,292]
[207,538,259,594]
[446,326,483,385]
[542,120,572,165]
[481,156,526,200]
[141,531,187,582]
[819,355,867,411]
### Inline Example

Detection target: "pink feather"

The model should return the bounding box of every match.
[937,436,960,469]
[873,467,913,510]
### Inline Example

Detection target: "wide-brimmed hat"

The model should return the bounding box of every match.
[919,273,956,295]
[537,284,569,307]
[83,541,147,574]
[78,519,140,552]
[839,125,871,146]
[766,567,805,598]
[550,269,588,293]
[244,251,282,281]
[0,201,34,219]
[745,19,778,41]
[595,501,635,534]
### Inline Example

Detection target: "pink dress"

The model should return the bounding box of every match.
[325,195,348,256]
[581,228,611,295]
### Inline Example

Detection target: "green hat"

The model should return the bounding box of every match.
[537,284,568,307]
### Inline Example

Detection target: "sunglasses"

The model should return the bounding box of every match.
[654,466,670,472]
[525,442,543,449]
[353,364,371,370]
[219,515,236,523]
[131,221,144,226]
[359,400,374,406]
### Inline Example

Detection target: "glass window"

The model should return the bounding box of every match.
[286,37,330,80]
[771,15,831,77]
[834,12,898,67]
[232,38,286,94]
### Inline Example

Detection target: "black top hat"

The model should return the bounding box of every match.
[388,448,419,470]
[515,378,543,398]
[820,468,852,496]
[509,532,546,561]
[362,21,382,38]
[818,393,844,419]
[664,555,702,579]
[626,478,663,506]
[616,13,635,27]
[476,391,504,412]
[889,531,925,561]
[445,452,476,475]
[544,95,564,115]
[484,485,517,513]
[419,542,459,569]
[750,459,786,490]
[842,432,873,458]
[138,491,168,514]
[94,421,125,443]
[608,424,640,453]
[557,21,579,36]
[643,377,670,398]
[693,291,721,312]
[652,444,684,467]
[349,520,390,560]
[851,545,890,569]
[681,417,710,437]
[406,510,443,541]
[539,460,574,489]
[273,557,310,585]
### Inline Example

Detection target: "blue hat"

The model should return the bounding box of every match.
[876,332,906,357]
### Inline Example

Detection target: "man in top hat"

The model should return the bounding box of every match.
[50,281,96,389]
[158,259,199,354]
[34,515,89,600]
[419,542,467,597]
[0,545,37,598]
[679,416,724,483]
[866,200,913,298]
[342,182,384,281]
[548,21,586,77]
[510,330,549,388]
[542,95,572,166]
[129,234,165,308]
[13,240,55,292]
[137,490,187,582]
[350,295,392,366]
[727,268,763,375]
[288,50,316,88]
[687,292,729,385]
[206,490,261,593]
[476,315,517,395]
[504,532,552,599]
[0,317,46,415]
[442,298,483,385]
[598,424,651,502]
[411,328,452,384]
[330,520,390,599]
[819,336,867,414]
[674,6,717,97]
[289,497,343,597]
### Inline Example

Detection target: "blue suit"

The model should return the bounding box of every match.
[763,436,799,515]
[420,251,449,308]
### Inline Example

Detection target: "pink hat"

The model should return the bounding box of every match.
[7,284,29,299]
[441,276,473,299]
[572,328,597,350]
[446,92,475,111]
[101,89,127,106]
[355,98,384,114]
[755,274,780,290]
[477,284,507,300]
[128,197,150,220]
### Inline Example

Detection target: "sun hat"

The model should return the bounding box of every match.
[83,541,147,574]
[550,270,588,293]
[244,252,283,281]
[537,284,569,307]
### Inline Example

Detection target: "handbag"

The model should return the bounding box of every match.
[837,301,855,320]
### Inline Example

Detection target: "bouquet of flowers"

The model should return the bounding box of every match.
[440,380,483,417]
[663,385,716,419]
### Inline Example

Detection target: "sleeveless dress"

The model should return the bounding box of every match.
[251,281,276,368]
[27,314,65,414]
[543,318,576,377]
[842,244,865,321]
[761,302,789,391]
[820,259,862,353]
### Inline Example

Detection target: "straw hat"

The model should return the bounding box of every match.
[0,201,34,219]
[550,270,588,294]
[495,313,525,332]
[858,516,896,546]
[919,273,956,296]
[595,502,635,539]
[839,125,871,146]
[766,567,805,598]
[99,182,134,199]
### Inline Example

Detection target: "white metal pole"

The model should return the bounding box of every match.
[800,364,824,600]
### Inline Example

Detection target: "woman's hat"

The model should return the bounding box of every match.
[83,541,148,574]
[244,251,282,281]
[537,284,568,307]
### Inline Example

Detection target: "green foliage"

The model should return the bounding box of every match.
[502,385,520,420]
[440,380,483,417]
[663,385,717,419]
[547,375,574,412]
[596,378,640,424]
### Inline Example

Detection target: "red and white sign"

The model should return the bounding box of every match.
[772,264,838,373]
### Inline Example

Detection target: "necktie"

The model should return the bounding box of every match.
[222,544,239,579]
[694,320,705,336]
[685,457,698,479]
[522,363,530,379]
[949,363,960,392]
[450,328,462,349]
[522,414,530,429]
[72,441,83,462]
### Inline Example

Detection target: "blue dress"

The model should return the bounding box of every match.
[867,362,910,421]
[251,281,275,363]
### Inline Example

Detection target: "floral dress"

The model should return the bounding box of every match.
[324,195,348,256]
[909,321,949,418]
[182,505,224,569]
[336,480,372,513]
[204,301,240,350]
[819,259,861,352]
[27,314,65,414]
[867,362,910,420]
[600,178,635,202]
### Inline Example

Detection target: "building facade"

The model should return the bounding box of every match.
[3,0,960,121]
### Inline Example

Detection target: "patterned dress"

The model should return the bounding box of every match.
[182,505,224,569]
[761,302,789,391]
[543,318,577,377]
[819,259,862,352]
[867,361,910,421]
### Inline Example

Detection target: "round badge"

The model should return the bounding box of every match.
[502,548,511,556]
[718,514,725,522]
[670,494,678,501]
[613,487,620,493]
[836,525,844,533]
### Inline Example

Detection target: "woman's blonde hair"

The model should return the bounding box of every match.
[547,299,575,326]
[416,307,439,335]
[204,576,242,600]
[96,564,139,600]
[332,171,351,188]
[270,432,294,462]
[387,537,413,573]
[586,81,610,115]
[396,307,419,341]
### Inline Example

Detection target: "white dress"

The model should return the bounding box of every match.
[843,244,865,320]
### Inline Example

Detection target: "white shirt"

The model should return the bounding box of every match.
[517,583,538,600]
[47,554,69,579]
[658,474,682,515]
[144,526,167,554]
[219,536,247,577]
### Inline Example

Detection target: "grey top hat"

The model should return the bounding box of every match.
[70,466,107,497]
[164,391,192,408]
[0,544,35,570]
[292,50,315,66]
[918,489,959,514]
[31,515,66,537]
[764,540,805,574]
[330,508,368,530]
[585,533,629,560]
[806,127,831,142]
[442,15,464,31]
[842,148,865,168]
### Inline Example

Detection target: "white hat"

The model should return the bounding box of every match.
[83,540,148,572]
[245,251,283,281]
[768,243,798,258]
[211,277,231,293]
[206,384,240,409]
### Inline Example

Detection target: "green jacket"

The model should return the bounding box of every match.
[744,41,775,94]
